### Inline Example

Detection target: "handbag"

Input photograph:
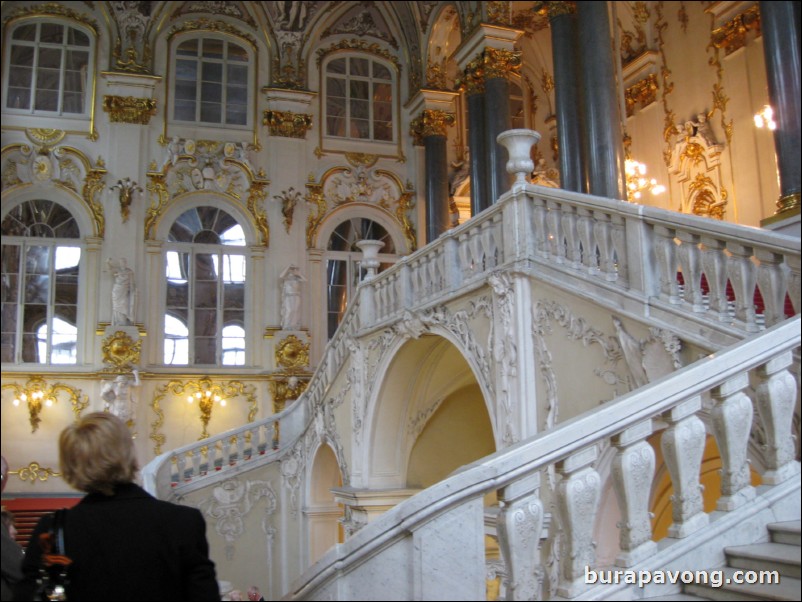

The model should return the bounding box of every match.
[35,509,71,601]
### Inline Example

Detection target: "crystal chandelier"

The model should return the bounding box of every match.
[625,159,666,202]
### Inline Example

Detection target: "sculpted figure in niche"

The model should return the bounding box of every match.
[101,369,140,426]
[108,258,137,326]
[280,265,306,330]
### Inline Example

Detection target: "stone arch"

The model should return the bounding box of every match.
[360,329,496,490]
[305,442,343,566]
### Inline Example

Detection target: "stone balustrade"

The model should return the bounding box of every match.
[285,316,800,600]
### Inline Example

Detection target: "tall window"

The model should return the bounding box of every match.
[164,206,247,366]
[173,37,249,126]
[325,218,397,338]
[3,21,91,115]
[1,200,81,364]
[325,56,394,142]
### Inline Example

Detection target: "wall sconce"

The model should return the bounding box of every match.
[110,177,142,223]
[625,159,666,202]
[185,378,230,440]
[2,376,88,433]
[754,105,776,130]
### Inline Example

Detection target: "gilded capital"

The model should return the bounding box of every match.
[456,57,486,94]
[102,95,157,125]
[410,110,456,145]
[483,47,522,81]
[533,1,576,18]
[263,110,313,138]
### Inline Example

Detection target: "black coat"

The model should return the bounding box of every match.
[17,483,220,601]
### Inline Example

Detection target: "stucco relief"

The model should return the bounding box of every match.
[613,317,683,389]
[489,272,518,445]
[197,477,277,560]
[280,395,351,518]
[532,300,624,433]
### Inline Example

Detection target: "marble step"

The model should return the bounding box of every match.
[725,541,801,579]
[770,521,801,547]
[684,567,801,601]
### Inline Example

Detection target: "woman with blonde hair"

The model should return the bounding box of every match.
[16,412,219,601]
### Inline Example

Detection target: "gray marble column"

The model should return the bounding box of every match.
[425,134,450,243]
[485,76,512,203]
[760,1,801,213]
[549,3,584,192]
[467,91,489,215]
[577,1,627,200]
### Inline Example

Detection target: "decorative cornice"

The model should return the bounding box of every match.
[263,110,312,138]
[103,95,157,125]
[533,1,576,19]
[167,18,257,50]
[625,74,659,117]
[4,2,98,32]
[409,110,456,145]
[711,5,761,55]
[315,39,401,71]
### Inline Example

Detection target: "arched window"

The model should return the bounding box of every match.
[172,36,250,126]
[324,55,394,142]
[325,217,397,338]
[164,206,248,366]
[3,20,92,115]
[1,200,82,364]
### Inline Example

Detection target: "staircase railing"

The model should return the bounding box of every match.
[143,182,800,504]
[285,316,801,601]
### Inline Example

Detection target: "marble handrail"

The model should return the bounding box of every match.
[286,316,800,600]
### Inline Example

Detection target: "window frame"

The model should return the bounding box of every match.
[168,33,254,129]
[1,199,84,366]
[161,206,251,367]
[2,18,96,121]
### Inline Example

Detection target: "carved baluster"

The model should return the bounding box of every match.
[611,420,657,567]
[754,351,800,484]
[532,195,549,256]
[594,210,614,281]
[497,474,544,601]
[176,453,187,482]
[577,207,597,274]
[471,228,484,273]
[611,213,628,286]
[701,236,729,321]
[787,254,800,314]
[236,433,246,464]
[556,447,601,598]
[191,448,202,477]
[727,242,758,332]
[755,249,789,327]
[653,225,680,303]
[710,373,755,510]
[207,442,218,473]
[677,230,704,311]
[221,438,232,469]
[661,396,708,537]
[547,200,564,262]
[562,204,581,269]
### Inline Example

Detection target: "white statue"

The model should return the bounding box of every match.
[280,264,306,330]
[108,257,137,326]
[101,369,140,425]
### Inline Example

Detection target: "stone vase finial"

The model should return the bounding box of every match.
[497,129,541,191]
[356,239,384,280]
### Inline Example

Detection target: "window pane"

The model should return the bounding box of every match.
[174,100,196,121]
[227,43,247,62]
[350,81,369,99]
[10,45,35,67]
[226,105,247,125]
[202,39,224,59]
[373,62,391,80]
[351,119,369,139]
[350,57,369,76]
[39,23,63,44]
[177,39,198,55]
[201,82,222,102]
[327,58,346,74]
[202,62,222,83]
[200,102,222,123]
[34,90,59,112]
[176,59,197,80]
[228,64,247,84]
[12,24,37,41]
[67,27,89,47]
